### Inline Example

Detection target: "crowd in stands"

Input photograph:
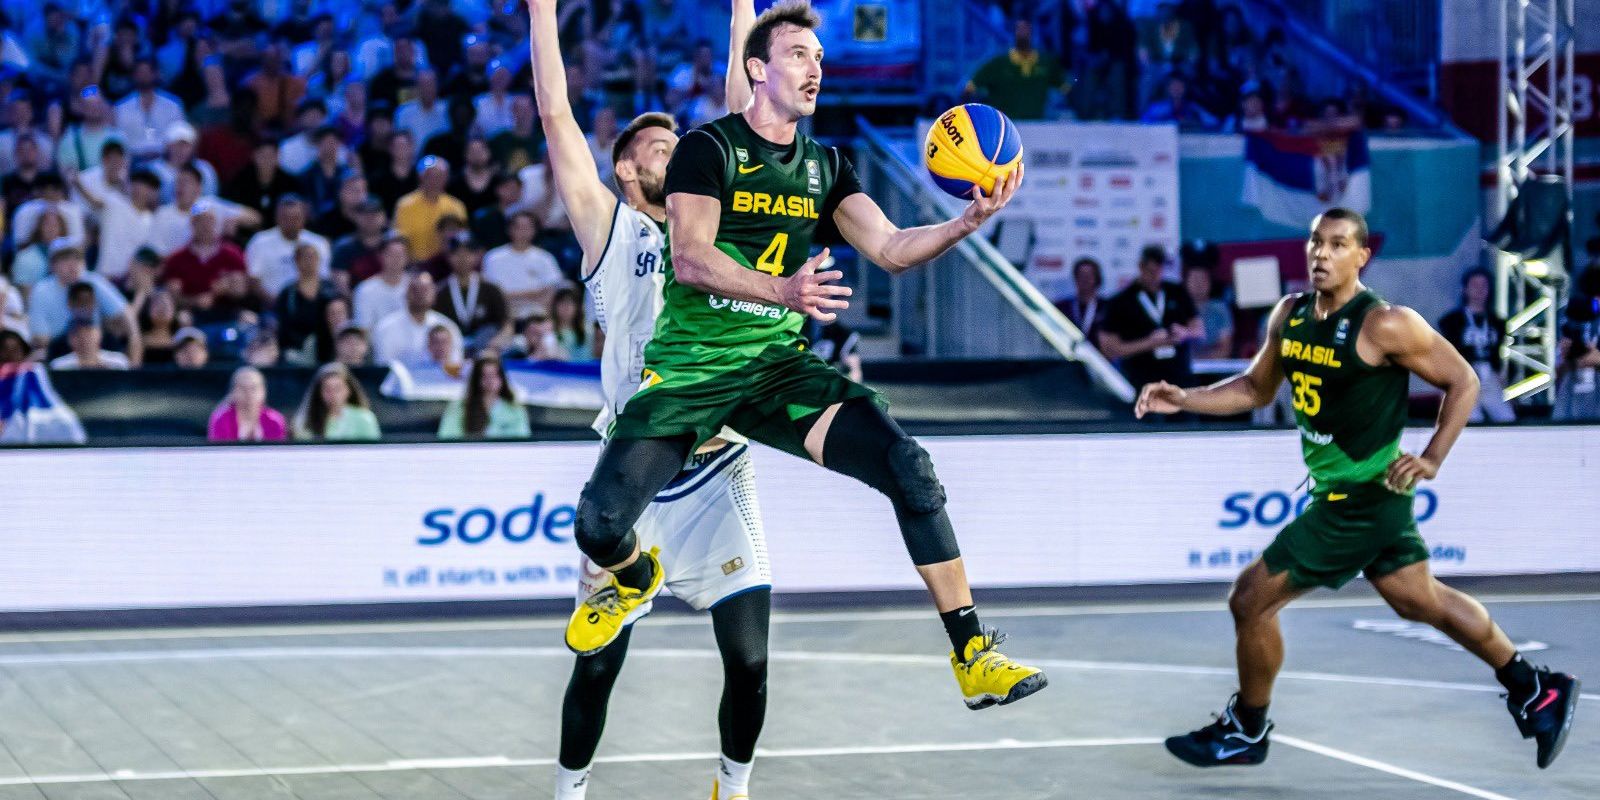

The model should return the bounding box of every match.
[966,0,1409,133]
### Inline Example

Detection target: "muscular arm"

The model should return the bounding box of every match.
[831,166,1022,275]
[1366,304,1479,481]
[526,0,616,263]
[1136,295,1294,417]
[726,0,756,113]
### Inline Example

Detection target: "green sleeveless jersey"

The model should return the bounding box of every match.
[1278,290,1409,487]
[650,114,843,375]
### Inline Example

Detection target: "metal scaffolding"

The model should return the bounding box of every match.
[1493,0,1575,404]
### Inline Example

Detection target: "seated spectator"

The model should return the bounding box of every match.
[49,319,131,370]
[293,362,382,441]
[28,242,135,352]
[223,139,300,221]
[426,323,464,376]
[474,64,517,135]
[472,172,526,251]
[421,98,477,169]
[489,95,542,174]
[0,92,54,176]
[152,167,257,257]
[332,198,392,286]
[1054,257,1107,341]
[334,324,371,367]
[299,127,351,221]
[371,271,463,367]
[484,212,563,321]
[2,134,50,214]
[1438,268,1516,423]
[357,106,398,176]
[354,235,412,331]
[246,195,332,301]
[509,311,559,360]
[370,35,423,109]
[1222,87,1271,133]
[247,44,308,133]
[1141,74,1219,129]
[13,173,89,251]
[368,130,421,212]
[27,4,79,90]
[1138,1,1199,85]
[278,100,334,175]
[448,136,500,217]
[550,286,592,361]
[242,323,282,367]
[1097,244,1204,391]
[331,82,371,146]
[437,354,530,440]
[191,270,263,332]
[305,45,352,106]
[115,61,187,161]
[163,201,250,308]
[0,328,29,364]
[964,19,1069,121]
[208,366,288,442]
[75,168,163,284]
[434,233,510,353]
[396,69,450,150]
[139,288,183,365]
[57,86,117,173]
[395,156,468,261]
[123,248,165,306]
[274,242,340,366]
[419,215,469,281]
[9,206,70,294]
[173,327,209,369]
[1184,263,1233,359]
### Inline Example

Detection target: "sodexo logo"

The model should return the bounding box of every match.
[419,493,578,546]
[1218,489,1438,529]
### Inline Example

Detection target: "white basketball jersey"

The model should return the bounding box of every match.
[584,200,667,436]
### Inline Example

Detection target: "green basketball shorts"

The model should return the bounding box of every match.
[1262,481,1431,590]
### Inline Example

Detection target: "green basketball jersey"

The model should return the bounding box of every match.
[1278,290,1409,486]
[650,114,842,375]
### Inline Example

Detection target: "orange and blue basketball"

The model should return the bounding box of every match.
[923,103,1024,198]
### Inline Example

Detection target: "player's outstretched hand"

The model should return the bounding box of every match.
[1134,381,1186,418]
[779,248,852,323]
[1384,452,1438,493]
[961,163,1024,232]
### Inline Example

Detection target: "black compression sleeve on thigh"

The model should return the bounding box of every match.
[816,399,960,565]
[575,435,694,567]
[711,589,771,763]
[558,625,634,770]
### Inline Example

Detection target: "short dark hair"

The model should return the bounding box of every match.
[130,169,161,189]
[743,0,822,82]
[180,162,204,182]
[1138,244,1169,266]
[612,111,676,170]
[1312,207,1369,247]
[1071,257,1103,287]
[67,281,95,301]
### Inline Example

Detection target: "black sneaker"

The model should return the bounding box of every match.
[1506,668,1580,769]
[1164,695,1273,767]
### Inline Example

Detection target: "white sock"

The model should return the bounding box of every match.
[717,754,754,796]
[554,765,591,799]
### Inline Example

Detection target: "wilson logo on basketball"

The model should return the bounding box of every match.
[939,112,965,146]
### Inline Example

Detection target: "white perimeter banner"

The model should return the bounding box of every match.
[3,426,1597,612]
[1001,121,1182,301]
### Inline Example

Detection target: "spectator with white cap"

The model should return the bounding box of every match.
[162,198,248,308]
[172,326,210,369]
[114,59,186,161]
[244,193,331,302]
[148,121,220,203]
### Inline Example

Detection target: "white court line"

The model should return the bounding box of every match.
[0,592,1595,645]
[0,645,1593,703]
[0,737,1162,787]
[1276,735,1521,800]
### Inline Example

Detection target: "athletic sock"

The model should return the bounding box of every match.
[1496,652,1538,698]
[940,605,983,655]
[1234,701,1269,738]
[716,754,754,797]
[612,553,655,592]
[554,764,591,799]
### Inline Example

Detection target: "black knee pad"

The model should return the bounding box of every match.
[574,486,637,568]
[887,438,947,515]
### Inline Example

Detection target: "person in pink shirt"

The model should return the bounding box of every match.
[207,366,288,442]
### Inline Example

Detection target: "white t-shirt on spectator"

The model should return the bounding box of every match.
[371,308,463,368]
[151,199,246,256]
[353,273,411,332]
[50,350,131,370]
[91,190,158,281]
[11,198,87,246]
[0,276,26,336]
[245,227,332,298]
[276,134,350,175]
[147,158,221,203]
[0,129,54,174]
[397,100,451,150]
[483,243,564,319]
[114,91,187,159]
[473,93,515,136]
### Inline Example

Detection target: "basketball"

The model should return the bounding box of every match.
[923,103,1024,199]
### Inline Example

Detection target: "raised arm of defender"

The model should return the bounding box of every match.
[727,0,756,113]
[831,165,1024,274]
[1136,294,1294,417]
[527,0,615,262]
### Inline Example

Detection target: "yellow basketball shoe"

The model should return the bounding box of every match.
[708,779,749,799]
[565,547,664,656]
[951,629,1048,710]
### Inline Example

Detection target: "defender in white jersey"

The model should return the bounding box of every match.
[528,0,769,798]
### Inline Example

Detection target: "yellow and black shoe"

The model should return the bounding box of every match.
[950,628,1048,710]
[565,548,664,656]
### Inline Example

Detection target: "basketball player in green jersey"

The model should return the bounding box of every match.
[1137,208,1580,769]
[565,0,1047,710]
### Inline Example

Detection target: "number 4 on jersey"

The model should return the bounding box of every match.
[755,233,788,276]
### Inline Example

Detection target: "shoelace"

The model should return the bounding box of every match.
[959,628,1010,672]
[584,586,624,616]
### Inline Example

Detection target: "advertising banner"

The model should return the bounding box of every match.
[3,427,1596,612]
